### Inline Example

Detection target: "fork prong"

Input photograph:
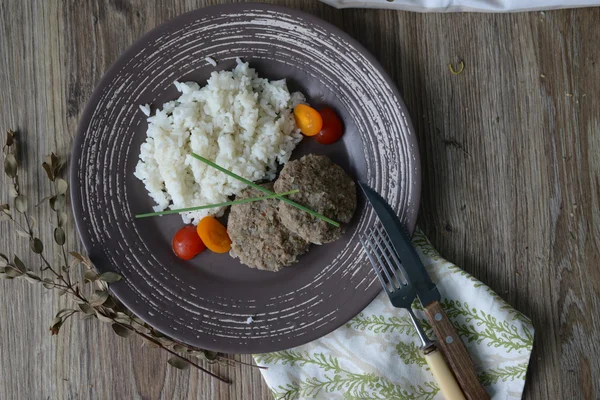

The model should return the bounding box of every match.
[374,226,408,286]
[364,229,398,290]
[369,228,403,289]
[359,234,391,294]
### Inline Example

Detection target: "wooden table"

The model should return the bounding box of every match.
[1,1,599,399]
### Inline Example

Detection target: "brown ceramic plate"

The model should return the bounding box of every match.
[71,3,420,353]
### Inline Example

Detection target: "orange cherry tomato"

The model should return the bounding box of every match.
[196,216,232,254]
[315,108,344,145]
[172,226,206,260]
[294,104,323,136]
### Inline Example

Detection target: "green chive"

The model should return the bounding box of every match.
[135,190,298,219]
[190,153,340,227]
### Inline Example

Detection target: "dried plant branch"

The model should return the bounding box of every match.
[0,130,262,383]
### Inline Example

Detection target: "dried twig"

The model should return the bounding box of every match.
[0,130,261,384]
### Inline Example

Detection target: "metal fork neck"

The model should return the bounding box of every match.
[405,307,433,349]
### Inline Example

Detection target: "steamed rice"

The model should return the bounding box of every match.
[134,59,304,224]
[205,56,217,67]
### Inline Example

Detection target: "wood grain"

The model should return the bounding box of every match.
[424,301,490,400]
[1,1,599,399]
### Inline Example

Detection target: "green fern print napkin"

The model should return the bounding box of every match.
[254,230,534,399]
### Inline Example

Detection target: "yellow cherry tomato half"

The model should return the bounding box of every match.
[196,216,231,254]
[294,104,323,136]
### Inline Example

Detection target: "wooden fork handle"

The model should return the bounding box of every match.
[424,301,490,400]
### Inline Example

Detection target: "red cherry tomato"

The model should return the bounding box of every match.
[172,225,206,260]
[315,108,344,145]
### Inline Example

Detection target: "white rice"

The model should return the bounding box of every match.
[205,56,217,67]
[139,104,151,116]
[134,58,304,225]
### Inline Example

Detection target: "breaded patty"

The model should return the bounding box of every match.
[228,183,309,271]
[274,154,356,244]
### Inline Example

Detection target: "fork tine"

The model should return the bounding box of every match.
[364,229,398,290]
[373,226,408,286]
[369,228,403,288]
[359,234,391,294]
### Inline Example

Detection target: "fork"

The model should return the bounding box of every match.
[360,226,466,400]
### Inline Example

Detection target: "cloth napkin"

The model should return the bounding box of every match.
[320,0,599,12]
[254,230,534,399]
